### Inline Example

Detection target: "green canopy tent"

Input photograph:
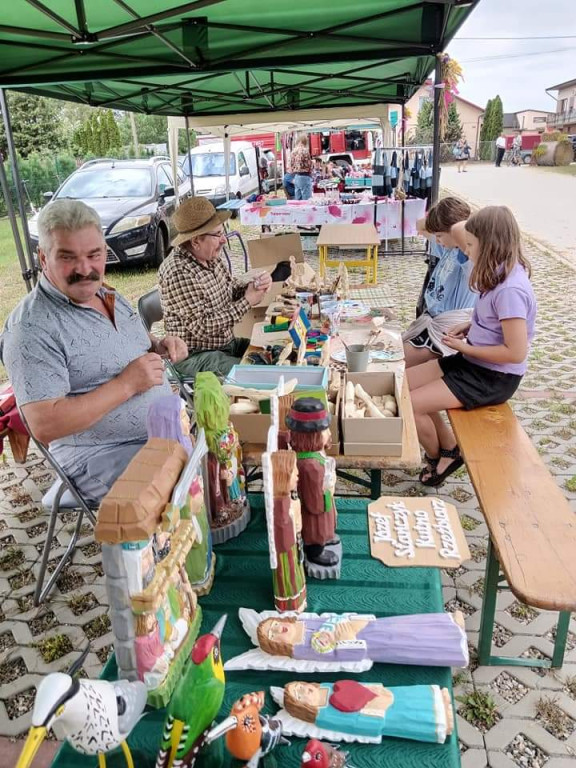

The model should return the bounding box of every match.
[0,0,479,289]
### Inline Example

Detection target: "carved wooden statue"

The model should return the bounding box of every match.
[286,398,339,571]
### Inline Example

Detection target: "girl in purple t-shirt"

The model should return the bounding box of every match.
[408,206,536,487]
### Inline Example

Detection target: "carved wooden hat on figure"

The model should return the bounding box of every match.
[285,398,331,433]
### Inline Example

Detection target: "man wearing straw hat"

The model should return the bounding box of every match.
[159,198,272,378]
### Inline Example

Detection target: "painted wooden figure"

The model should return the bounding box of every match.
[279,679,454,744]
[286,398,340,569]
[16,648,147,768]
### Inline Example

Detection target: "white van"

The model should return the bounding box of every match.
[181,141,259,207]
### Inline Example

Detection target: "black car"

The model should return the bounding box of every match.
[28,157,191,267]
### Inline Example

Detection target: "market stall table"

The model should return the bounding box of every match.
[242,375,420,499]
[317,222,380,284]
[51,494,460,768]
[239,198,426,240]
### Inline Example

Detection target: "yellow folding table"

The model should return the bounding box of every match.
[317,222,380,285]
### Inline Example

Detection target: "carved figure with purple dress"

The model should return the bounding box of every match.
[225,608,468,673]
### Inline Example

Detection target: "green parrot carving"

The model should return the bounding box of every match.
[155,615,227,768]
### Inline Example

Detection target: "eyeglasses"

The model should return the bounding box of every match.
[204,231,226,240]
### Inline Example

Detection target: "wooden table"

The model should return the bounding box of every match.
[317,222,380,285]
[52,494,460,768]
[242,376,421,499]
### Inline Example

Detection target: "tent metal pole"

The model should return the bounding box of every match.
[0,152,32,292]
[224,130,230,202]
[431,56,442,205]
[184,113,195,196]
[0,88,38,286]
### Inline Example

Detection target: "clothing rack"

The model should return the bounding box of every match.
[372,146,432,258]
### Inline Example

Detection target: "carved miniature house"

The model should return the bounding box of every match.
[96,435,209,708]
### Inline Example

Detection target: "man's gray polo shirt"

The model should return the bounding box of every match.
[0,275,172,475]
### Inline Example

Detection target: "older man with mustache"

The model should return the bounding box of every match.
[0,199,187,502]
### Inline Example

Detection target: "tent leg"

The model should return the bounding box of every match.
[0,152,32,292]
[431,57,442,205]
[0,89,38,287]
[184,113,195,197]
[224,130,231,203]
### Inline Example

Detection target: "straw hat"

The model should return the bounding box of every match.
[171,197,231,248]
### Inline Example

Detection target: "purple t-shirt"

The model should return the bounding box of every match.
[464,264,536,375]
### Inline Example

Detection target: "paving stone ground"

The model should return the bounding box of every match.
[1,219,575,768]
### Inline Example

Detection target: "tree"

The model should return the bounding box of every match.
[489,95,503,140]
[479,98,493,145]
[479,95,503,160]
[73,109,122,157]
[414,100,433,145]
[178,129,198,154]
[0,92,64,158]
[445,102,463,143]
[118,112,169,146]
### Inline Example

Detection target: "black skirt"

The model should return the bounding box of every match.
[439,353,522,410]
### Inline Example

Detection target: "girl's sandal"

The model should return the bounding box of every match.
[420,446,464,487]
[419,454,439,483]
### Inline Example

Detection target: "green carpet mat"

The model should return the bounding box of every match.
[52,494,460,768]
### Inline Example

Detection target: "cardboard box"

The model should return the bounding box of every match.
[327,383,341,456]
[247,232,304,272]
[230,385,337,449]
[234,233,305,336]
[343,372,403,456]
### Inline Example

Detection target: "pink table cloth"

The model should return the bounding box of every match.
[240,198,427,239]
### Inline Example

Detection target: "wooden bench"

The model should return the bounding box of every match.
[449,402,576,668]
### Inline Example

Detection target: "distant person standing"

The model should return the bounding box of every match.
[495,134,506,167]
[290,135,313,200]
[511,133,522,166]
[453,139,470,173]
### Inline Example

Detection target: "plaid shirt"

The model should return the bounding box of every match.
[158,247,250,351]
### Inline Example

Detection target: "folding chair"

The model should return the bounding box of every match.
[222,229,249,273]
[18,409,98,606]
[137,288,194,408]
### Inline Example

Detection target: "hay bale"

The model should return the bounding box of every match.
[536,140,574,167]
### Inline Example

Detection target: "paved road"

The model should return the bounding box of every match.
[441,164,576,268]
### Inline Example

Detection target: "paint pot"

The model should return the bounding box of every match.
[345,344,370,372]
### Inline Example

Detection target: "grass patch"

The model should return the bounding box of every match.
[565,476,576,493]
[452,670,469,688]
[36,634,74,663]
[460,514,479,531]
[457,689,499,731]
[536,695,575,740]
[565,676,576,697]
[0,547,25,571]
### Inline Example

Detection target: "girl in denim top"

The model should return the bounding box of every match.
[403,197,477,369]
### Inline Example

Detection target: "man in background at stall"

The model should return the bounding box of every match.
[495,133,506,167]
[158,197,272,378]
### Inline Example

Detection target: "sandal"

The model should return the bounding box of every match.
[419,454,439,483]
[420,446,463,487]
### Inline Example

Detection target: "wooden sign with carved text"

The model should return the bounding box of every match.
[368,496,470,568]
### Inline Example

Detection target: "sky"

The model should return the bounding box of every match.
[445,0,576,113]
